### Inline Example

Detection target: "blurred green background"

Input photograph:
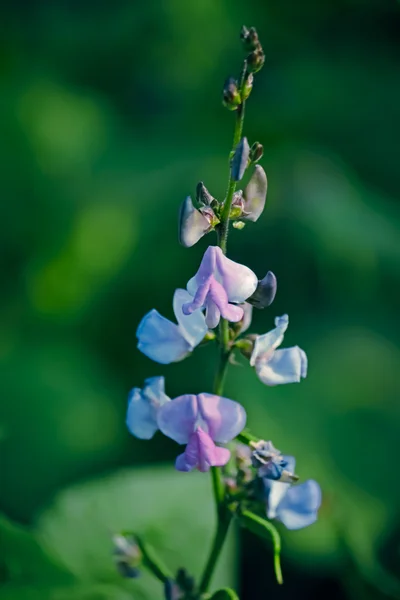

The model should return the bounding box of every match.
[1,0,400,598]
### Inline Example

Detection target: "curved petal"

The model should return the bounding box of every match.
[208,279,244,324]
[276,480,322,530]
[266,456,296,519]
[242,165,268,222]
[255,346,307,386]
[178,196,211,248]
[136,309,191,364]
[187,246,217,296]
[205,299,221,329]
[175,428,231,472]
[173,289,208,347]
[157,394,198,444]
[142,376,170,407]
[197,393,247,443]
[126,388,158,440]
[250,314,289,367]
[214,247,258,303]
[238,302,253,334]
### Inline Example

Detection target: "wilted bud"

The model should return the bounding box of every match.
[242,73,254,101]
[247,48,265,74]
[196,181,216,206]
[231,137,250,181]
[240,26,260,52]
[176,568,195,594]
[248,271,277,309]
[250,141,264,163]
[113,534,141,579]
[223,77,241,110]
[242,165,268,222]
[178,196,212,248]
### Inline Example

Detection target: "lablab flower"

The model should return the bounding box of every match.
[126,376,170,439]
[157,393,246,472]
[182,246,258,329]
[136,289,208,364]
[250,314,307,386]
[263,456,321,530]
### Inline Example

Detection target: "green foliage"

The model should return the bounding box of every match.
[210,588,240,599]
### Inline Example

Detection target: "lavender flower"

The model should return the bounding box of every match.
[137,289,208,364]
[157,393,246,472]
[250,315,307,386]
[182,246,258,328]
[263,456,321,530]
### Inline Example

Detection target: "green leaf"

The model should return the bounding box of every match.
[0,582,134,600]
[210,587,240,599]
[0,513,72,583]
[239,511,283,585]
[34,466,237,598]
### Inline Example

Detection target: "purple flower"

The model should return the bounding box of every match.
[137,289,208,364]
[264,456,322,530]
[126,376,170,439]
[157,393,247,472]
[250,315,307,386]
[182,246,258,329]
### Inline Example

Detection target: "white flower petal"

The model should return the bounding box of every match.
[250,314,289,367]
[173,289,208,348]
[255,346,307,386]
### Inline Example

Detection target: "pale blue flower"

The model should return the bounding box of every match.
[250,314,307,386]
[126,376,170,439]
[137,289,208,364]
[264,456,321,530]
[157,393,247,473]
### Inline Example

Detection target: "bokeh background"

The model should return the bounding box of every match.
[1,0,400,598]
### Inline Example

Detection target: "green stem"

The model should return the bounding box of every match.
[199,61,249,596]
[135,535,173,583]
[199,513,232,594]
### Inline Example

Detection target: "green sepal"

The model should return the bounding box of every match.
[238,510,283,584]
[210,587,240,599]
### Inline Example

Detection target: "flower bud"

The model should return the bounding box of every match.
[113,534,141,579]
[196,181,216,206]
[242,165,268,222]
[178,196,212,248]
[242,73,254,101]
[248,271,277,309]
[232,220,245,230]
[223,77,241,110]
[231,137,250,181]
[247,48,265,74]
[250,141,264,163]
[240,26,260,52]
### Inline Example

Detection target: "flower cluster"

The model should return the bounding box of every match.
[121,25,322,596]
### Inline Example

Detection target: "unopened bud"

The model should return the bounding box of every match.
[242,73,254,101]
[242,165,268,223]
[223,77,241,110]
[196,181,216,206]
[178,196,212,248]
[247,48,265,74]
[248,271,277,309]
[232,220,245,230]
[235,337,254,358]
[241,26,260,52]
[113,534,141,579]
[250,141,264,163]
[231,137,250,181]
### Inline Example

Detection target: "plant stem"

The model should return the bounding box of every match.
[199,512,232,594]
[199,62,249,596]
